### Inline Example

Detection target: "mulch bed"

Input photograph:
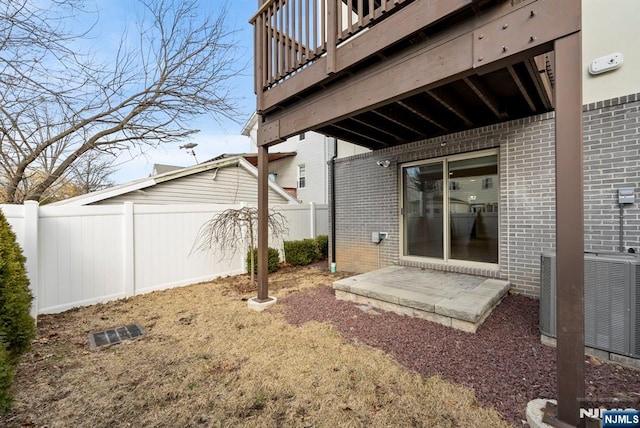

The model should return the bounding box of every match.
[277,285,640,427]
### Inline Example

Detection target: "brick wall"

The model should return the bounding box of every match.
[331,93,640,297]
[583,94,640,253]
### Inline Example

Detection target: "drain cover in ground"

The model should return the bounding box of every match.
[88,323,146,350]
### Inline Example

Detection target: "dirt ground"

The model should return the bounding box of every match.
[1,263,510,428]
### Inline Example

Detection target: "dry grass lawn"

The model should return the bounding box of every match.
[2,265,510,427]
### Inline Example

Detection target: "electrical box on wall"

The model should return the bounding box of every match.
[589,52,624,75]
[371,232,388,244]
[618,188,635,204]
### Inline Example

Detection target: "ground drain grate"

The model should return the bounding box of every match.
[88,323,146,350]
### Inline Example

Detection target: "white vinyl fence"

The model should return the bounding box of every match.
[1,201,327,317]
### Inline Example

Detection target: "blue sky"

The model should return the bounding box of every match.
[87,1,257,183]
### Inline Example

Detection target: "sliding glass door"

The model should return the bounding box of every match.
[402,151,499,265]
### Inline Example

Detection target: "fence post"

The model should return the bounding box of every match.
[309,202,316,238]
[123,202,135,297]
[23,201,39,318]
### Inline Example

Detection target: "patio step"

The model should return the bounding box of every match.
[333,266,510,333]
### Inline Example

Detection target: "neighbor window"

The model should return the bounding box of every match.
[297,164,306,188]
[299,132,306,141]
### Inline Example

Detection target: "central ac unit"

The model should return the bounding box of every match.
[540,251,640,359]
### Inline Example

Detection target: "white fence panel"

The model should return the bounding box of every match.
[2,204,26,248]
[38,205,126,314]
[274,203,329,240]
[132,204,244,295]
[315,205,329,236]
[0,201,326,317]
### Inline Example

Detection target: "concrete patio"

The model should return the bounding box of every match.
[333,266,510,333]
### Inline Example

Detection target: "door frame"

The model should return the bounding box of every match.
[398,148,501,271]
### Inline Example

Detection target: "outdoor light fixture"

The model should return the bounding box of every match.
[376,160,390,168]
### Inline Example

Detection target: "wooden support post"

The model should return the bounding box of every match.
[553,30,584,427]
[257,143,270,301]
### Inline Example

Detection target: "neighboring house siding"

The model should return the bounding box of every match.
[91,166,290,205]
[247,121,370,203]
[269,157,298,194]
[332,93,640,297]
[294,134,329,203]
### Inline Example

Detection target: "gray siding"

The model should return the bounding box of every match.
[332,93,640,297]
[92,166,290,205]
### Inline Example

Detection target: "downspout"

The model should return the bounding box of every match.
[330,138,338,270]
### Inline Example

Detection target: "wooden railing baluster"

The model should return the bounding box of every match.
[252,0,413,88]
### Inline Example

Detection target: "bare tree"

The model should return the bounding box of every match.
[33,151,117,204]
[0,0,243,203]
[192,207,288,285]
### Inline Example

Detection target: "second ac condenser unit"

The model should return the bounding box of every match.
[540,251,640,359]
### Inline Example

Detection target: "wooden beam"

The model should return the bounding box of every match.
[462,76,506,119]
[473,0,581,69]
[258,119,283,147]
[331,121,390,146]
[258,34,474,145]
[425,89,474,127]
[371,108,424,136]
[507,65,537,112]
[552,30,584,427]
[537,54,555,87]
[349,116,400,140]
[320,124,389,148]
[529,56,553,109]
[397,100,448,131]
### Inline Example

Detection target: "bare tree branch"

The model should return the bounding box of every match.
[0,0,244,203]
[191,207,288,284]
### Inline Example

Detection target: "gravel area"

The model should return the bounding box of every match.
[277,284,640,427]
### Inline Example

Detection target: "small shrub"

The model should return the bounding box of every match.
[246,247,280,274]
[0,210,35,413]
[316,235,329,259]
[284,238,321,266]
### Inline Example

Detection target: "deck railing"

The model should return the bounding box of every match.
[251,0,413,91]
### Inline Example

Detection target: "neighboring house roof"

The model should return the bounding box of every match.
[152,163,183,175]
[52,156,299,206]
[207,152,297,166]
[241,112,258,137]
